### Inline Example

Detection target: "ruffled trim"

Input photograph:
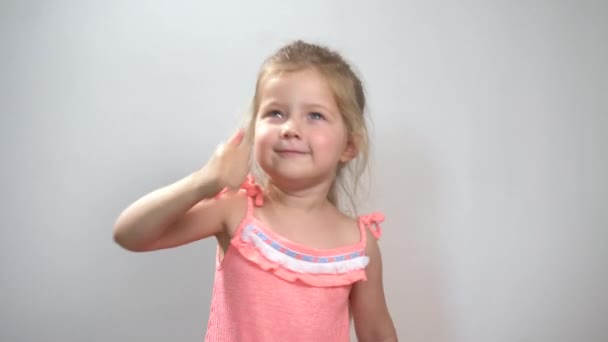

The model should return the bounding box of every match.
[242,225,369,273]
[231,224,369,287]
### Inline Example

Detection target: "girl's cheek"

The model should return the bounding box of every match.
[254,130,268,148]
[315,128,342,148]
[253,126,273,159]
[255,121,274,137]
[253,124,268,144]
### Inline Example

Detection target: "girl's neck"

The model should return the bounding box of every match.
[264,178,334,214]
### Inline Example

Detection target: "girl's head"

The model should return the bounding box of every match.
[245,40,370,214]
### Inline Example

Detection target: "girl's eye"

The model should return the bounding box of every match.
[309,112,325,120]
[267,110,283,118]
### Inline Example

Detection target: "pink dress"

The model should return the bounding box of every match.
[204,177,384,341]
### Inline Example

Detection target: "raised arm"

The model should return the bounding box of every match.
[113,130,250,252]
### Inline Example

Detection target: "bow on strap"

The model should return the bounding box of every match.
[241,175,264,207]
[213,175,263,207]
[360,212,385,240]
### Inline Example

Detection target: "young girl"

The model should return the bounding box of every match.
[114,40,398,341]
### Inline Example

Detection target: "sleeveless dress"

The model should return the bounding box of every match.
[204,177,384,342]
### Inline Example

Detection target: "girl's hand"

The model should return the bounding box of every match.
[198,129,251,191]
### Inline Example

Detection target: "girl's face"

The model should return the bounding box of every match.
[254,68,356,187]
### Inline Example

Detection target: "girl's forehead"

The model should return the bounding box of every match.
[258,69,336,105]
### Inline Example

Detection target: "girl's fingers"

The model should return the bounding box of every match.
[227,130,245,147]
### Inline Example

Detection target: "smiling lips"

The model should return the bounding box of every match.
[275,149,309,156]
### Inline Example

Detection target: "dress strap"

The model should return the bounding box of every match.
[358,212,385,240]
[213,175,264,205]
[240,175,263,217]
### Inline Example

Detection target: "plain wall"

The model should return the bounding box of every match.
[1,1,606,341]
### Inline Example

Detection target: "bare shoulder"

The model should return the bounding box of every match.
[333,210,364,246]
[216,189,249,238]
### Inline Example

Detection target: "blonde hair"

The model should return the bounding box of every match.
[245,40,371,216]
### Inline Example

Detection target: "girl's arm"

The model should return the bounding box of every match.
[350,229,398,341]
[113,130,250,252]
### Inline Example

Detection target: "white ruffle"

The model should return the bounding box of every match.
[241,226,369,275]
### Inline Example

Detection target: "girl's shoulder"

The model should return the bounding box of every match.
[333,209,384,249]
[213,175,263,235]
[330,208,385,243]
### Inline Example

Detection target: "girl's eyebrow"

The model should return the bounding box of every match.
[259,99,285,109]
[305,102,332,111]
[305,103,338,118]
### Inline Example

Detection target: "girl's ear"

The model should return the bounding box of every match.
[340,134,359,163]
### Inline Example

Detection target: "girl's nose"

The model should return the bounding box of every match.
[280,120,301,139]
